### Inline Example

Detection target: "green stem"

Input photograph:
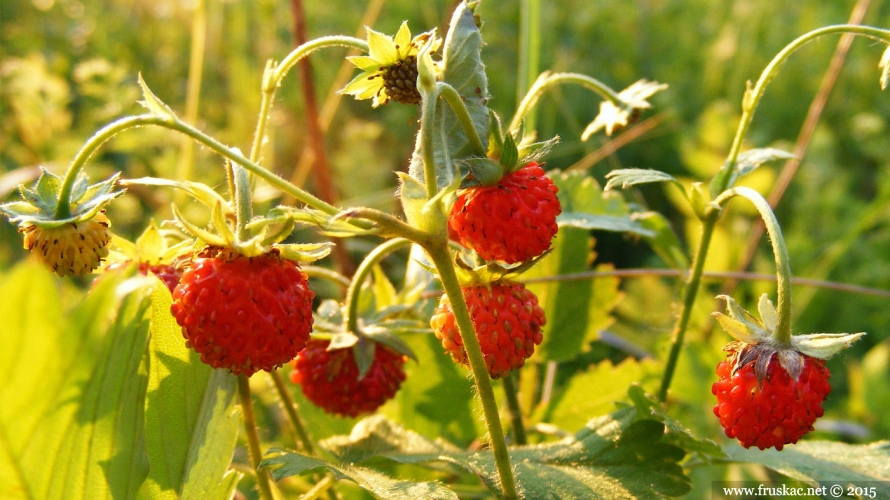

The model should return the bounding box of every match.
[501,371,527,445]
[713,188,793,346]
[237,374,275,500]
[425,244,517,500]
[232,164,253,242]
[437,82,487,157]
[657,24,890,401]
[52,114,371,230]
[301,265,351,290]
[250,36,368,165]
[270,370,316,454]
[510,72,623,132]
[712,24,890,194]
[342,207,430,244]
[517,0,541,132]
[344,238,411,335]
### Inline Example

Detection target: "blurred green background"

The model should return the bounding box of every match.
[2,0,890,495]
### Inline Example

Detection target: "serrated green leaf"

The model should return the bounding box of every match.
[407,3,489,189]
[260,449,459,500]
[724,440,890,492]
[557,212,656,237]
[625,385,725,458]
[712,148,796,192]
[139,281,240,500]
[137,73,177,120]
[604,168,680,191]
[318,408,691,499]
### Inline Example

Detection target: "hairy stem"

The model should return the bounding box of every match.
[53,114,371,231]
[517,0,541,132]
[714,188,793,346]
[270,370,316,454]
[426,244,517,500]
[420,87,440,199]
[249,36,368,165]
[344,238,411,335]
[238,374,275,500]
[510,72,623,132]
[501,371,528,445]
[437,82,487,156]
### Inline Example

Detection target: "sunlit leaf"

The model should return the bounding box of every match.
[604,168,681,191]
[261,448,459,500]
[139,282,240,499]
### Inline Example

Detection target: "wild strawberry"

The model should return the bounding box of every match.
[290,339,407,418]
[712,345,831,451]
[21,211,112,277]
[170,247,314,376]
[430,281,545,379]
[710,293,863,451]
[448,163,560,264]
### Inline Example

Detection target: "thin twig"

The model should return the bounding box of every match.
[567,113,668,172]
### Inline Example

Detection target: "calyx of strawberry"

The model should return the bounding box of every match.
[0,168,123,228]
[713,294,865,385]
[456,113,560,189]
[125,163,333,263]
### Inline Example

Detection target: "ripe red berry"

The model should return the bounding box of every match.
[289,339,407,418]
[170,247,314,376]
[448,163,560,264]
[712,351,831,451]
[430,282,545,379]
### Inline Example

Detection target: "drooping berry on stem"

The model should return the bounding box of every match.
[290,339,407,418]
[431,281,545,379]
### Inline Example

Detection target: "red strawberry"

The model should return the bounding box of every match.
[448,162,560,264]
[289,339,406,418]
[170,247,314,376]
[430,281,545,379]
[712,347,831,451]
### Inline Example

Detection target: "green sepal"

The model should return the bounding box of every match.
[516,134,559,166]
[137,73,177,121]
[362,325,419,362]
[714,294,866,360]
[273,243,334,263]
[171,205,227,247]
[499,133,519,170]
[353,337,377,380]
[487,109,505,159]
[121,177,232,213]
[454,157,503,188]
[0,168,124,227]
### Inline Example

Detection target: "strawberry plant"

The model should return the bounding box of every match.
[2,2,890,499]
